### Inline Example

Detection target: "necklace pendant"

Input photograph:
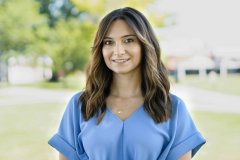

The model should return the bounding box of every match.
[117,110,123,114]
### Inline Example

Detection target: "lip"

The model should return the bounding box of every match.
[112,58,130,63]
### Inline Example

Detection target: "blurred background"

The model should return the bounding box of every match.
[0,0,239,159]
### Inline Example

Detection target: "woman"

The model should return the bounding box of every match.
[49,7,206,160]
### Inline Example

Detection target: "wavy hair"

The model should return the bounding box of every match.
[80,7,171,124]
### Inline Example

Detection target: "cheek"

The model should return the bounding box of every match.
[133,46,142,61]
[102,49,110,64]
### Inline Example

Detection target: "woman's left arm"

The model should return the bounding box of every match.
[178,151,191,160]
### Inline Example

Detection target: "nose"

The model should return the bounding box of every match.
[113,43,125,56]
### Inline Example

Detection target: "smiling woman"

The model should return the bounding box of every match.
[48,7,206,160]
[102,19,142,75]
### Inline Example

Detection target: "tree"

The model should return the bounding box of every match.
[0,0,47,60]
[37,0,79,27]
[34,18,94,78]
[0,0,173,81]
[71,0,173,28]
[0,0,94,81]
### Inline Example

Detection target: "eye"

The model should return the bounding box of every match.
[103,40,114,46]
[123,38,134,44]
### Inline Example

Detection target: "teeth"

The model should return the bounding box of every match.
[113,59,128,63]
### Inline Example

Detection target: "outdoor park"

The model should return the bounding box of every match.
[1,0,240,160]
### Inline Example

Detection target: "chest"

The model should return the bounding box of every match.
[80,108,171,160]
[106,96,144,121]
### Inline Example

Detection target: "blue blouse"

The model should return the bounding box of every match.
[48,92,205,160]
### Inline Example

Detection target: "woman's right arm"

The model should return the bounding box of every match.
[59,153,67,160]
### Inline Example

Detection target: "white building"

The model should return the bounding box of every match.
[0,56,52,84]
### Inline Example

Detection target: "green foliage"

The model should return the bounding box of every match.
[34,18,95,75]
[0,0,94,78]
[0,0,47,59]
[0,0,173,81]
[71,0,163,26]
[37,0,79,26]
[71,0,154,13]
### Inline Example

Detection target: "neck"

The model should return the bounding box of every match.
[110,72,142,98]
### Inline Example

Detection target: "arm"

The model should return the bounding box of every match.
[59,153,67,160]
[178,151,191,160]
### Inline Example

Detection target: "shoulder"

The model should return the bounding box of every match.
[169,93,190,120]
[69,91,82,102]
[64,91,83,114]
[169,93,186,109]
[67,91,83,106]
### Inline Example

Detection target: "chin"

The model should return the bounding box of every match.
[113,70,129,74]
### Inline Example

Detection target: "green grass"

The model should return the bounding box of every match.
[8,72,86,91]
[10,73,240,96]
[172,74,240,96]
[0,100,240,160]
[0,102,63,160]
[191,111,240,160]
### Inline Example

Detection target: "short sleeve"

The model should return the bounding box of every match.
[166,95,206,159]
[48,92,88,160]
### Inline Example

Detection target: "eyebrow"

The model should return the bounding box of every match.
[104,34,136,39]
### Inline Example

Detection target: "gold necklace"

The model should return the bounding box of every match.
[116,109,123,114]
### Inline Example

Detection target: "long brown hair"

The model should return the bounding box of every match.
[80,7,171,124]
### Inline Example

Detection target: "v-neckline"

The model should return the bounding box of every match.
[107,103,144,123]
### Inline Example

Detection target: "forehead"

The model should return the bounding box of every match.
[105,19,135,38]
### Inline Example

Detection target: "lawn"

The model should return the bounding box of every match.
[4,71,86,91]
[0,102,63,160]
[173,74,240,96]
[191,111,240,160]
[0,101,240,160]
[11,72,240,96]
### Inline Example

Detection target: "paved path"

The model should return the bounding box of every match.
[1,85,240,113]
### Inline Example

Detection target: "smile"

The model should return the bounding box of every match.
[112,59,129,63]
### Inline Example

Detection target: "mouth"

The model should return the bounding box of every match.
[112,59,129,63]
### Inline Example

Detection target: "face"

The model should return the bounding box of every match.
[102,19,142,75]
